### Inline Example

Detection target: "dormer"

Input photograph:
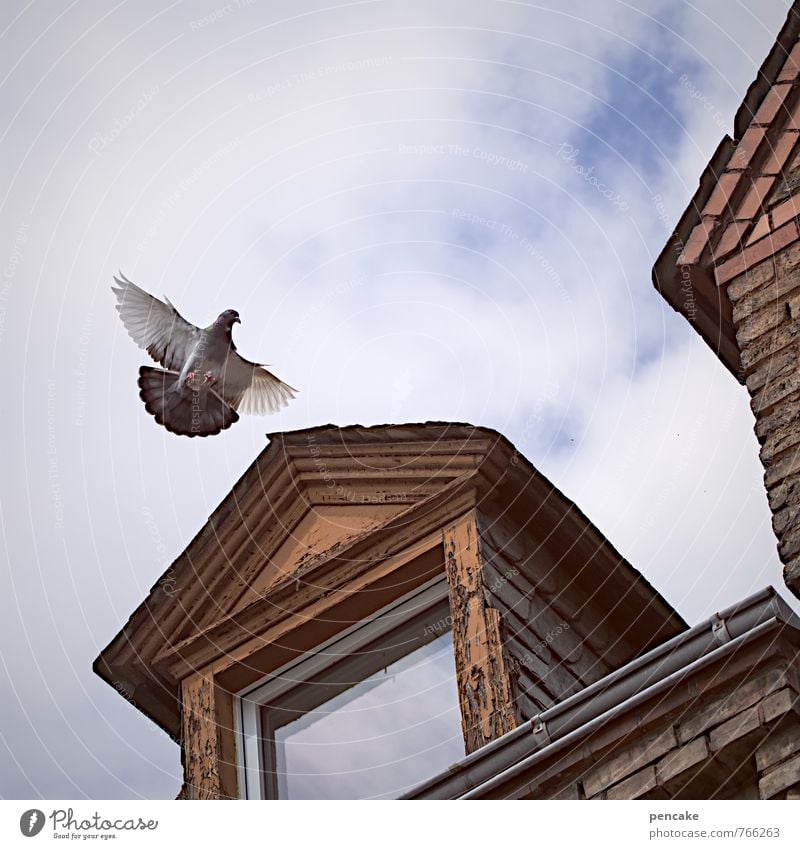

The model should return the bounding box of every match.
[94,422,683,799]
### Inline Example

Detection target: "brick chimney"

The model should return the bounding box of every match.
[654,2,800,599]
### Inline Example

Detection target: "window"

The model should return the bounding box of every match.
[236,576,465,799]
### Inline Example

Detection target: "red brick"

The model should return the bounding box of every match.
[716,219,800,285]
[716,252,750,286]
[736,176,778,220]
[760,131,799,175]
[714,222,747,259]
[677,218,717,265]
[703,171,742,217]
[772,195,800,229]
[748,219,800,267]
[746,214,771,245]
[755,82,793,125]
[778,41,800,82]
[733,126,767,169]
[787,97,800,132]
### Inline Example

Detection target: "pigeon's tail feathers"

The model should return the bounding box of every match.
[137,366,239,437]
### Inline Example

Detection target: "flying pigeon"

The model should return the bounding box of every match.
[111,273,296,437]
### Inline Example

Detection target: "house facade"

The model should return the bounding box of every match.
[95,424,800,800]
[654,0,800,602]
[95,4,800,801]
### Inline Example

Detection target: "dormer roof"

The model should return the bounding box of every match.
[94,422,684,739]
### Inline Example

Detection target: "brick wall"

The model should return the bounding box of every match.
[524,662,800,800]
[727,244,800,596]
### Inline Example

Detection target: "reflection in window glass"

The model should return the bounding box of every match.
[272,631,463,799]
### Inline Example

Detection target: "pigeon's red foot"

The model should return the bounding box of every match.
[184,371,197,387]
[202,371,217,386]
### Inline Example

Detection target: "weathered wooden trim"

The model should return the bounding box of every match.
[443,512,516,753]
[213,684,239,800]
[180,672,238,800]
[156,482,477,679]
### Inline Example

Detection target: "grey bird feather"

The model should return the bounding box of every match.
[111,272,296,437]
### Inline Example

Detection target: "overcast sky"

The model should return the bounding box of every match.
[1,0,797,800]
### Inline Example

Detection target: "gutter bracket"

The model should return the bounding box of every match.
[532,715,551,747]
[711,613,732,645]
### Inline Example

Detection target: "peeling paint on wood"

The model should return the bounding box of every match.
[180,672,229,800]
[443,513,516,753]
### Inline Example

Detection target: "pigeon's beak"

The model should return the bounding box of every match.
[234,315,241,324]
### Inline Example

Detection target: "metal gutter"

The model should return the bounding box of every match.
[405,586,800,799]
[463,618,780,799]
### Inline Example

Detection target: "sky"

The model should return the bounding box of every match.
[0,0,796,800]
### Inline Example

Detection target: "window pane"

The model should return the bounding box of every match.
[272,631,463,799]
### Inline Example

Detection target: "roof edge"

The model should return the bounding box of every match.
[405,585,799,799]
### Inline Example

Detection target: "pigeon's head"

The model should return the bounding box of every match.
[214,309,241,332]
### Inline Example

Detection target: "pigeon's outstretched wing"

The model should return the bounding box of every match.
[111,272,200,371]
[219,351,297,415]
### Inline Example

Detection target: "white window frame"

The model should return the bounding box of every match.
[234,573,452,799]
